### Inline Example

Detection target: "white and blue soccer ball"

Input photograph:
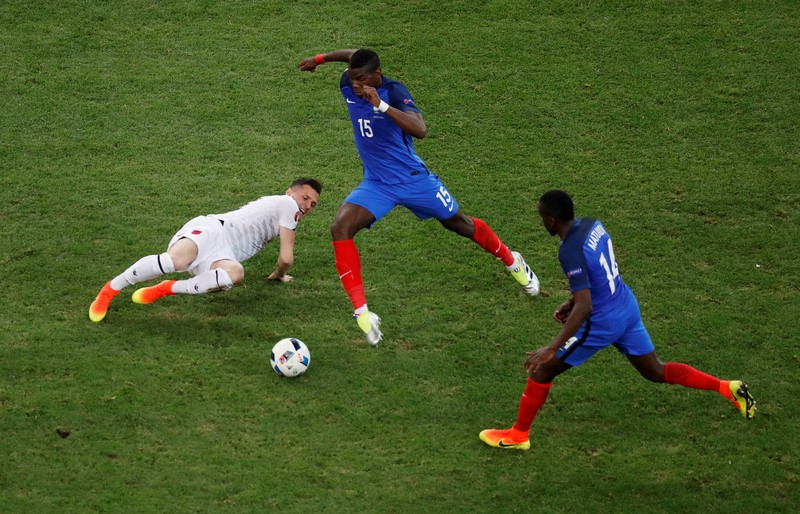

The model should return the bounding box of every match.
[270,338,311,377]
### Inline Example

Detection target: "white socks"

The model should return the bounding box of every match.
[110,253,175,291]
[172,268,234,295]
[109,254,234,296]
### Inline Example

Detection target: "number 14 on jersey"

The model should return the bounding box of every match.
[599,240,620,294]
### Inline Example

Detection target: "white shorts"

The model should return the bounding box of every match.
[168,215,236,276]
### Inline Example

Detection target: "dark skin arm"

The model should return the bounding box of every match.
[525,288,592,379]
[359,83,427,139]
[298,49,428,139]
[553,296,575,323]
[298,49,357,69]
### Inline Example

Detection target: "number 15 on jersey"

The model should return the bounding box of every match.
[358,119,373,138]
[436,186,454,213]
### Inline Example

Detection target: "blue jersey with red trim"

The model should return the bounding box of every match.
[558,217,633,315]
[340,71,429,185]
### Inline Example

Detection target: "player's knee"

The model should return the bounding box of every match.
[627,352,665,383]
[226,263,244,284]
[330,219,352,240]
[330,221,342,239]
[530,358,568,383]
[440,213,472,237]
[213,261,244,284]
[168,238,198,271]
[638,365,665,383]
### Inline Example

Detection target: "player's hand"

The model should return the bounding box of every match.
[360,84,381,106]
[525,347,555,374]
[268,273,294,282]
[553,299,573,324]
[298,57,318,72]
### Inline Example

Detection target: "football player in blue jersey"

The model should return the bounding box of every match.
[299,48,539,346]
[480,190,756,450]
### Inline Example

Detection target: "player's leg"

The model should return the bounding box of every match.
[127,237,194,304]
[480,325,604,450]
[89,242,182,322]
[331,191,390,346]
[134,258,240,304]
[408,175,538,295]
[131,222,235,305]
[621,319,755,419]
[627,353,756,419]
[439,210,539,295]
[330,203,375,311]
[479,354,571,451]
[176,260,241,294]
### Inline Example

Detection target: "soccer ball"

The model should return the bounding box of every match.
[270,338,311,377]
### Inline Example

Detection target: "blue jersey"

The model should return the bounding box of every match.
[555,217,655,366]
[558,218,631,315]
[340,71,429,185]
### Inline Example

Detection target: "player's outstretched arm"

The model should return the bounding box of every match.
[268,227,296,282]
[298,49,357,72]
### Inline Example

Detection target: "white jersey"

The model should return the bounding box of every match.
[213,195,300,263]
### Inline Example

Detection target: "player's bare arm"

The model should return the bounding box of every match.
[300,48,427,138]
[298,49,357,72]
[360,83,427,139]
[526,289,592,373]
[553,296,575,323]
[268,226,296,282]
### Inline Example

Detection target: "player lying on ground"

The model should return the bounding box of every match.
[89,178,322,322]
[480,189,756,451]
[299,48,539,347]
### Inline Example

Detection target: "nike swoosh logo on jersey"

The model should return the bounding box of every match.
[346,98,356,104]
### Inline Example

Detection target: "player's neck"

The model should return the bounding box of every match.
[557,220,574,240]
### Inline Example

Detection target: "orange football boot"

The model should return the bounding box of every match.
[132,280,176,304]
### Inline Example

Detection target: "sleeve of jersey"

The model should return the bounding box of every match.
[277,197,300,231]
[561,251,591,293]
[387,82,420,113]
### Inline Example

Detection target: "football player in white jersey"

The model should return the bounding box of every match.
[89,178,322,322]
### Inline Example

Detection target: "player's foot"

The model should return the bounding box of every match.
[89,281,120,322]
[729,380,756,420]
[508,251,540,296]
[479,427,531,450]
[355,310,382,346]
[132,280,176,305]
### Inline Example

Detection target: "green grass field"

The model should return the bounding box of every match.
[2,1,799,512]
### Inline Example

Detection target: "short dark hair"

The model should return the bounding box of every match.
[350,49,380,73]
[290,177,322,195]
[539,189,574,222]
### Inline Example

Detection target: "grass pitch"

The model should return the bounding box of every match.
[1,1,798,512]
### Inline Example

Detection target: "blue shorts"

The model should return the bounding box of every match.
[343,174,460,223]
[556,290,655,366]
